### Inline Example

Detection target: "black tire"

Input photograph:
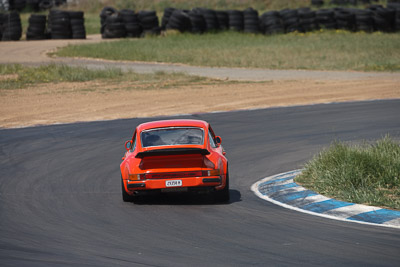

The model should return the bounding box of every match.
[121,177,135,202]
[214,170,230,203]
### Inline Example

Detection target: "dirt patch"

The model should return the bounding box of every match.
[0,74,18,81]
[1,77,399,128]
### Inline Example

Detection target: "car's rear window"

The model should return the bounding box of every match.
[141,127,204,147]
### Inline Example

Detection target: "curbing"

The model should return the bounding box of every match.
[251,170,400,229]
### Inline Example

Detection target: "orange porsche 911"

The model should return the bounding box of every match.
[120,119,229,202]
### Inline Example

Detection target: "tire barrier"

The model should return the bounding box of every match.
[10,0,26,11]
[354,9,374,32]
[316,8,337,29]
[0,0,66,11]
[227,10,244,31]
[120,9,142,38]
[311,0,324,7]
[1,10,22,40]
[299,8,319,32]
[137,10,161,36]
[48,9,71,39]
[335,8,356,31]
[259,11,284,34]
[102,13,126,39]
[189,9,206,34]
[216,10,229,30]
[100,7,161,38]
[26,13,46,40]
[243,7,259,33]
[99,3,400,38]
[280,8,301,33]
[1,3,400,42]
[197,8,219,32]
[166,9,191,32]
[161,7,174,30]
[69,10,85,39]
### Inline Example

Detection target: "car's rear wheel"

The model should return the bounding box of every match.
[121,177,135,202]
[214,170,230,203]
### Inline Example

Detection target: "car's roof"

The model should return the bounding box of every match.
[137,119,209,132]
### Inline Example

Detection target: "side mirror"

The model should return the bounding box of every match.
[215,136,222,147]
[124,140,132,151]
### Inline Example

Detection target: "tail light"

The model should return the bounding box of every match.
[202,169,220,176]
[129,169,220,180]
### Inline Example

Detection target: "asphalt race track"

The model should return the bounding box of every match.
[1,100,400,266]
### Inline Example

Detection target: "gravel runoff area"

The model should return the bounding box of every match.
[0,34,399,128]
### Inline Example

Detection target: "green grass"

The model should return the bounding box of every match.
[55,30,400,71]
[295,136,400,210]
[0,64,227,90]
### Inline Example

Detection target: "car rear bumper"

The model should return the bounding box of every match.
[125,176,221,191]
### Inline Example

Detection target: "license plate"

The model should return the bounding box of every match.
[166,180,182,187]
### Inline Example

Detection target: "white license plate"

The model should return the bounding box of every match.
[165,180,182,187]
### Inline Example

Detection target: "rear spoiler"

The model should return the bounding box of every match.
[136,148,210,158]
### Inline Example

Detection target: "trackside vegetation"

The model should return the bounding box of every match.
[0,64,228,90]
[55,30,400,71]
[295,136,400,210]
[0,64,124,89]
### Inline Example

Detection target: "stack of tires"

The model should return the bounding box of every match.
[137,10,160,35]
[120,9,142,37]
[188,10,206,33]
[298,8,318,32]
[161,7,175,30]
[396,9,400,32]
[0,13,3,39]
[103,13,126,38]
[38,0,54,10]
[259,11,284,34]
[243,7,259,33]
[166,9,191,32]
[8,0,26,11]
[69,11,85,39]
[354,9,374,32]
[216,10,229,30]
[100,7,125,38]
[316,9,337,29]
[311,0,324,6]
[334,8,356,31]
[369,6,396,32]
[198,8,219,32]
[227,10,244,31]
[280,9,300,33]
[1,11,22,41]
[388,3,400,31]
[26,0,41,11]
[48,10,71,39]
[100,6,116,28]
[26,14,47,40]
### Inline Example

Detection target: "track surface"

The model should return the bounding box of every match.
[1,100,400,266]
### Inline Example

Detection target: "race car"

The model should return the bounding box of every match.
[120,119,229,203]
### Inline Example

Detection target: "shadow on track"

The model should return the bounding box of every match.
[126,189,241,205]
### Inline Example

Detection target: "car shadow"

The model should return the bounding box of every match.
[130,189,241,205]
